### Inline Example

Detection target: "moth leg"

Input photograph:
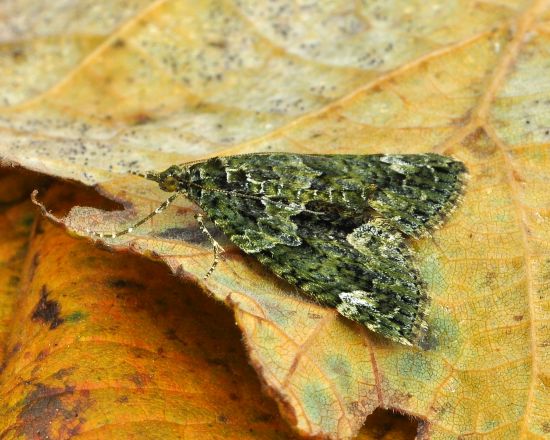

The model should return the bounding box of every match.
[84,192,180,239]
[194,213,225,280]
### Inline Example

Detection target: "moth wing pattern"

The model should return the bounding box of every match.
[337,219,427,345]
[178,153,466,345]
[362,154,466,238]
[195,195,427,344]
[215,153,466,239]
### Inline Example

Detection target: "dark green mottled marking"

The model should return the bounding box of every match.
[96,153,466,346]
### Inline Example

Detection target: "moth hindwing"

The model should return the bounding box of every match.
[142,153,466,346]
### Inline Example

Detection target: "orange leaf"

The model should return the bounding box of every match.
[0,182,296,438]
[0,172,416,439]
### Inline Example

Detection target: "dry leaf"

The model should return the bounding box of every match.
[0,181,297,438]
[0,172,416,439]
[1,1,549,439]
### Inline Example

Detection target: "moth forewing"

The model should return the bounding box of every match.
[84,153,466,346]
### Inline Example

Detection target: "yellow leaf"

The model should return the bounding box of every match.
[1,1,549,439]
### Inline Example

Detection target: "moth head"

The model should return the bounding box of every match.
[146,165,189,193]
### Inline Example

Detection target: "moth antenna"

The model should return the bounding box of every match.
[130,170,146,178]
[194,213,225,280]
[129,170,159,181]
[84,192,180,239]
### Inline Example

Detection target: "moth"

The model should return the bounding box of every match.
[83,153,467,346]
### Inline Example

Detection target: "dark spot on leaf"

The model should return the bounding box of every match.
[116,395,129,404]
[112,38,126,48]
[207,357,233,373]
[35,349,49,361]
[31,285,64,329]
[131,112,153,125]
[128,373,144,387]
[8,275,20,287]
[0,342,21,373]
[418,328,438,351]
[217,414,228,423]
[513,315,524,321]
[512,169,525,183]
[21,213,35,227]
[461,127,497,157]
[16,383,89,439]
[107,278,145,290]
[127,372,152,388]
[165,328,185,344]
[52,367,76,380]
[253,412,274,423]
[430,401,453,416]
[35,220,45,235]
[11,47,25,60]
[208,40,227,49]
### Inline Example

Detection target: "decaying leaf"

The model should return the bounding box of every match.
[0,181,297,438]
[0,173,417,439]
[1,1,549,439]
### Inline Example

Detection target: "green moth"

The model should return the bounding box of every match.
[87,153,467,346]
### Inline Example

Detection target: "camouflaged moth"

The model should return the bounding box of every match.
[83,153,467,346]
